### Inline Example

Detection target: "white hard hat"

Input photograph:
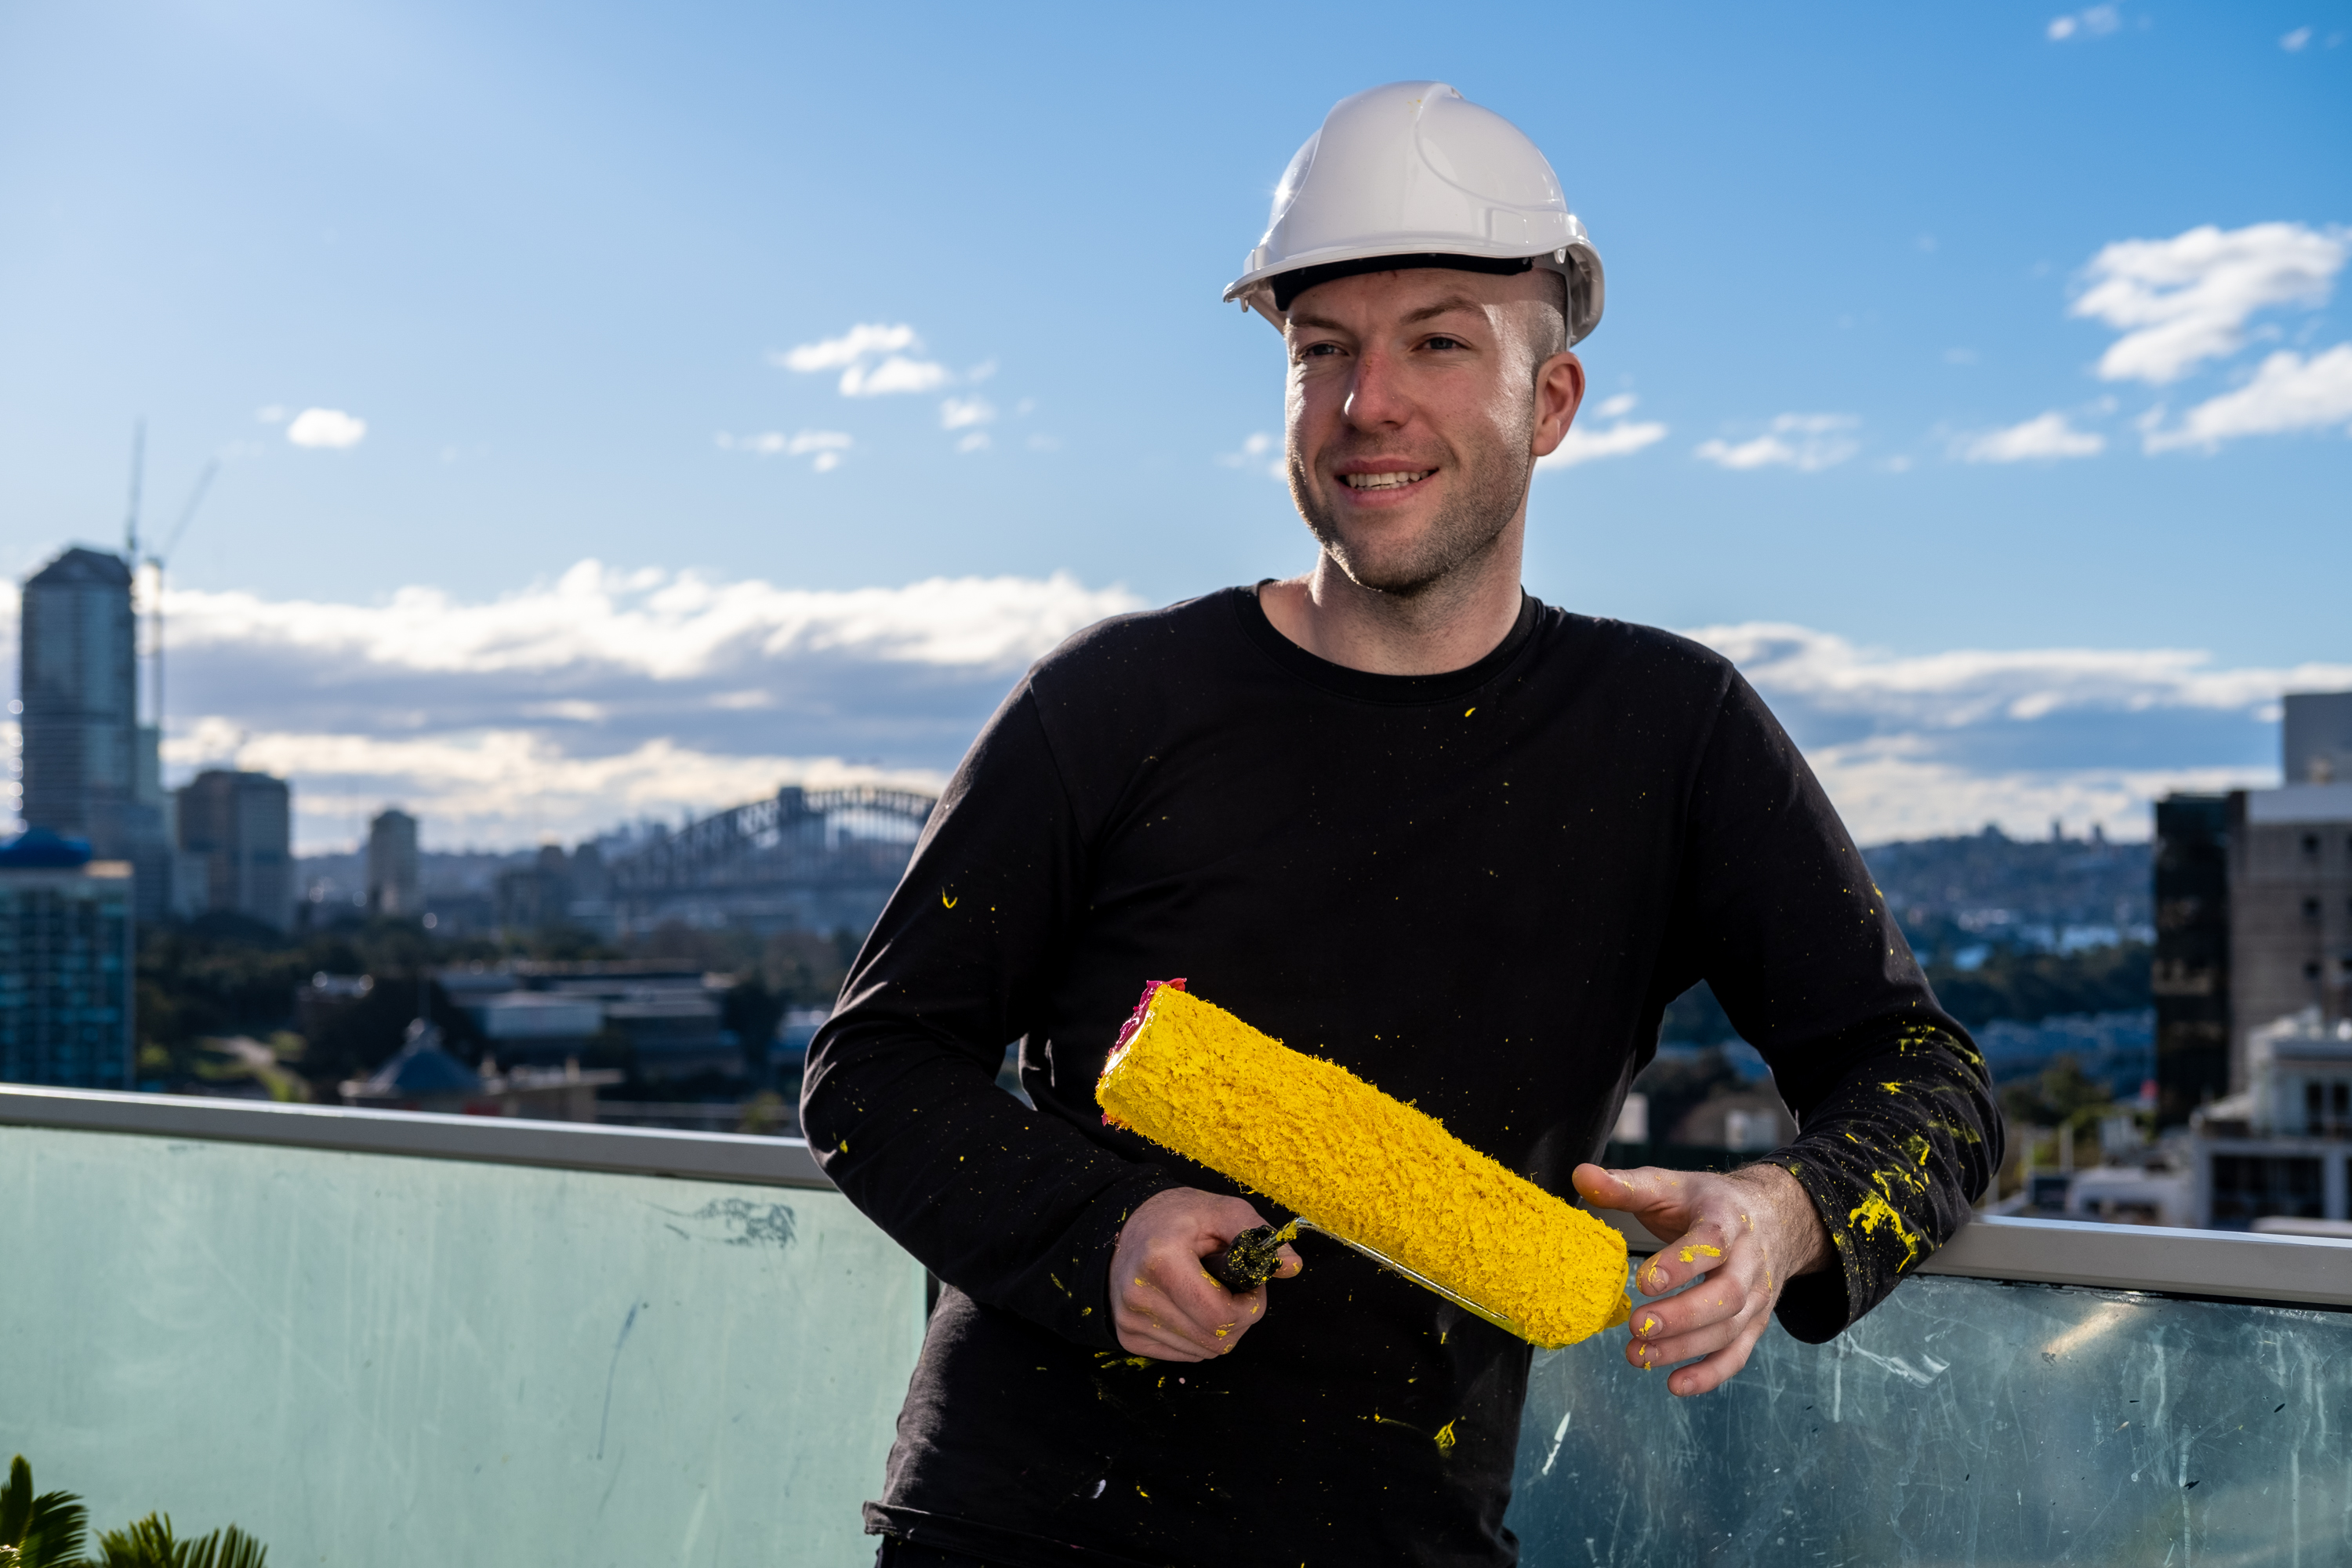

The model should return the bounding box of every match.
[1224,82,1604,345]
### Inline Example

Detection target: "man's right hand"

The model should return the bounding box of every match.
[1109,1187,1303,1362]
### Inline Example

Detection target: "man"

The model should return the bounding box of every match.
[806,82,1998,1567]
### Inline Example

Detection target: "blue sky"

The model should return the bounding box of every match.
[2,2,2347,851]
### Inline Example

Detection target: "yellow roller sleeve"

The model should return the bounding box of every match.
[1095,981,1630,1349]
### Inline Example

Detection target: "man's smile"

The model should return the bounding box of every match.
[1341,469,1435,491]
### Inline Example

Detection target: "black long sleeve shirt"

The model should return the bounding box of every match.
[803,587,1999,1568]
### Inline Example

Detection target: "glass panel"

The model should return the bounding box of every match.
[0,1126,924,1565]
[1509,1268,2350,1566]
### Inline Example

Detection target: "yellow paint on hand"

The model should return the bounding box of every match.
[1640,1315,1658,1335]
[1678,1244,1722,1263]
[1096,985,1629,1348]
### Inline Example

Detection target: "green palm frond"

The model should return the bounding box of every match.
[20,1493,91,1568]
[94,1515,263,1568]
[95,1512,179,1568]
[181,1528,263,1568]
[3,1457,92,1568]
[1,1459,30,1548]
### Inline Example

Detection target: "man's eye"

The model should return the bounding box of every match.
[1424,335,1467,351]
[1301,342,1343,358]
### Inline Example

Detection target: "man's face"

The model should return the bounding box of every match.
[1283,267,1581,598]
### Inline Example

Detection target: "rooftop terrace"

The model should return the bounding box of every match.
[2,1087,2344,1565]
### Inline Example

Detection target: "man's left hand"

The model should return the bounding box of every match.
[1572,1161,1831,1397]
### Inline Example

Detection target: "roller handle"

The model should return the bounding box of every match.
[1206,1223,1287,1293]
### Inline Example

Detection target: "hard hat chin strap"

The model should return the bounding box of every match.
[1270,252,1535,314]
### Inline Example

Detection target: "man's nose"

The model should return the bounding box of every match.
[1341,347,1412,430]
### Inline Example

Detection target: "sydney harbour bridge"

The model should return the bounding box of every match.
[606,783,937,937]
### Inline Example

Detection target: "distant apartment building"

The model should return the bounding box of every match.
[495,845,575,932]
[2227,782,2352,1068]
[2152,793,2231,1125]
[2156,691,2352,1123]
[0,828,134,1087]
[367,808,420,916]
[176,769,292,929]
[17,546,172,920]
[2285,691,2352,786]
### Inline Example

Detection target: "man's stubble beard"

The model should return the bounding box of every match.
[1287,407,1535,600]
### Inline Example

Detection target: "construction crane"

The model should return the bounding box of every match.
[147,459,218,738]
[121,420,220,744]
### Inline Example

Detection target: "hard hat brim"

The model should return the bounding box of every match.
[1225,235,1604,345]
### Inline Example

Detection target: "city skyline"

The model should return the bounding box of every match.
[5,544,2350,855]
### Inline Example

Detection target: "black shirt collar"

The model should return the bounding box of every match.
[1230,582,1541,706]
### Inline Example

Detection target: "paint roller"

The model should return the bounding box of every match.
[1095,980,1631,1348]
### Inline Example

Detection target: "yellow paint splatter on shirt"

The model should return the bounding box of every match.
[1435,1420,1459,1455]
[1846,1191,1922,1272]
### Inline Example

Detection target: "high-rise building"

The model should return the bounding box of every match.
[2226,783,2352,1073]
[368,808,420,916]
[2153,793,2231,1126]
[16,546,174,921]
[0,828,134,1087]
[176,770,292,930]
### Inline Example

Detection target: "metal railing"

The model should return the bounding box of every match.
[6,1084,2345,1308]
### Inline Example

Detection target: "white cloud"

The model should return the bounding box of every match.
[774,323,955,397]
[1593,393,1639,419]
[956,431,992,453]
[2046,5,2120,41]
[773,324,918,373]
[2143,343,2352,452]
[165,723,951,854]
[285,408,367,449]
[1680,621,2352,840]
[716,429,852,472]
[1686,621,2352,731]
[2281,26,2313,50]
[939,397,996,430]
[72,564,1144,849]
[1535,416,1669,470]
[256,405,289,424]
[4,565,2334,853]
[2071,222,2349,384]
[1958,412,2105,463]
[1798,737,2257,846]
[1218,432,1287,481]
[1694,413,1859,472]
[840,356,951,397]
[158,561,1141,680]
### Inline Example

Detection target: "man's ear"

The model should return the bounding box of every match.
[1529,351,1586,460]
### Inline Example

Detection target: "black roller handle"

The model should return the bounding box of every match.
[1205,1223,1291,1293]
